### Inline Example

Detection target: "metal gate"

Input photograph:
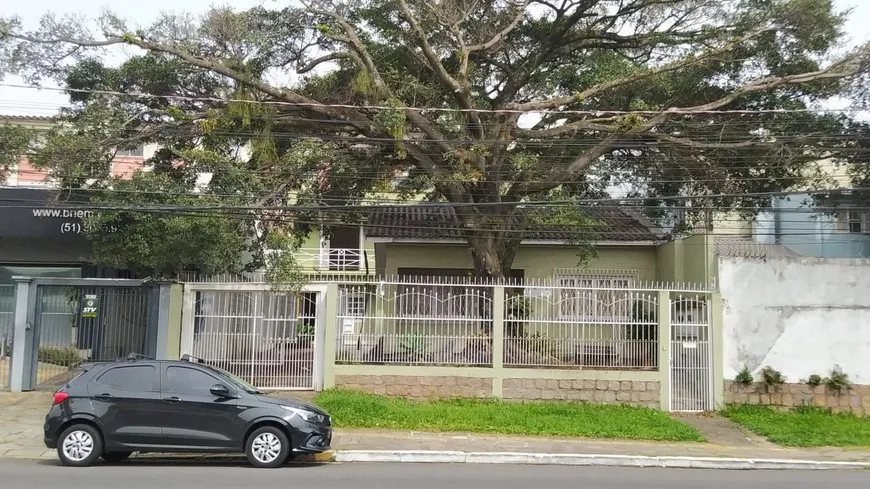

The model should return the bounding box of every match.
[181,285,325,391]
[0,285,14,389]
[669,295,714,412]
[31,284,151,389]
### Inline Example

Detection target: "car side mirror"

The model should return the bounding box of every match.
[210,384,233,398]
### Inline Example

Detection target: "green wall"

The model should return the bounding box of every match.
[655,234,716,287]
[383,243,659,281]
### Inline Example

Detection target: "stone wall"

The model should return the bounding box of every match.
[725,381,870,416]
[502,379,661,409]
[335,375,493,400]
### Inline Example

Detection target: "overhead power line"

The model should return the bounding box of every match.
[1,83,866,116]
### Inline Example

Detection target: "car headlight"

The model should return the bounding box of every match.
[281,405,326,424]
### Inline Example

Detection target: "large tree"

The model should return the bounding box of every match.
[1,0,868,277]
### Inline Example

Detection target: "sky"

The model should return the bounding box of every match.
[1,0,870,116]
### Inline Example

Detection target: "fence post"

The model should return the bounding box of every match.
[9,277,33,392]
[179,285,195,357]
[711,292,724,409]
[322,283,339,390]
[491,285,505,398]
[152,283,183,360]
[657,290,671,411]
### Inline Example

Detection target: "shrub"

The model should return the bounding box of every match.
[735,366,754,385]
[806,374,822,387]
[760,366,786,387]
[823,365,850,392]
[37,346,82,368]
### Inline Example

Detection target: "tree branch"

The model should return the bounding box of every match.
[466,1,530,53]
[396,0,484,140]
[507,26,775,113]
[507,46,870,197]
[515,119,616,138]
[297,52,358,73]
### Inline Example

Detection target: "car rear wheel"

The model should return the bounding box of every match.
[57,424,104,467]
[102,451,132,464]
[245,426,290,468]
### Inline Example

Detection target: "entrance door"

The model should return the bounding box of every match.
[669,296,714,412]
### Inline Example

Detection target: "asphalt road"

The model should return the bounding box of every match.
[2,459,869,488]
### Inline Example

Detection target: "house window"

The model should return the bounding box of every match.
[847,211,865,234]
[557,274,634,321]
[343,294,367,317]
[116,145,144,157]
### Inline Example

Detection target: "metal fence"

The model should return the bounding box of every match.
[32,285,151,389]
[189,289,318,390]
[0,285,13,388]
[336,279,493,366]
[503,284,659,370]
[334,275,711,372]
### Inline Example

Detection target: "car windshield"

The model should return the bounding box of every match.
[202,364,263,395]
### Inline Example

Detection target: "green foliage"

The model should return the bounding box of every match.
[82,171,252,278]
[759,366,786,387]
[313,389,706,442]
[297,322,315,337]
[806,374,822,387]
[823,365,851,392]
[0,123,34,177]
[735,366,754,385]
[263,230,307,293]
[38,346,82,368]
[723,404,870,447]
[399,333,427,355]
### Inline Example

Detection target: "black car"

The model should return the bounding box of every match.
[43,354,332,468]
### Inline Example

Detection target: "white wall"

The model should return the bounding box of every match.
[719,257,870,384]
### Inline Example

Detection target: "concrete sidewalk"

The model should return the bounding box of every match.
[2,392,869,468]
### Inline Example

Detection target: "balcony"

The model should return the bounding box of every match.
[294,248,374,272]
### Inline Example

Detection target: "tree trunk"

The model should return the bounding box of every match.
[468,234,520,279]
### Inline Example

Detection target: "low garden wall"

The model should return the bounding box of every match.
[725,381,870,416]
[501,379,661,409]
[331,365,665,409]
[335,375,493,399]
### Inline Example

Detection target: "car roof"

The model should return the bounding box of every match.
[99,353,209,367]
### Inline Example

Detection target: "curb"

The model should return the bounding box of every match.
[9,450,869,470]
[332,450,870,470]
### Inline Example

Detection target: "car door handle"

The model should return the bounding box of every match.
[163,396,182,404]
[94,393,113,400]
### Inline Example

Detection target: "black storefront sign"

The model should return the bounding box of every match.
[0,187,90,242]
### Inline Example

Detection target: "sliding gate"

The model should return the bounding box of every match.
[180,284,326,391]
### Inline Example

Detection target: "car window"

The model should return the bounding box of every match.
[164,366,221,396]
[95,365,157,392]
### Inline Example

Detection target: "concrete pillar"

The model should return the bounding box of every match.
[9,277,34,392]
[321,283,339,390]
[657,290,671,411]
[154,283,183,359]
[491,286,505,398]
[711,292,725,409]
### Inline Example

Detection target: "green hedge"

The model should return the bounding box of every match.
[38,346,82,368]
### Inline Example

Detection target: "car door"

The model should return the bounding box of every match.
[87,363,163,449]
[159,364,242,450]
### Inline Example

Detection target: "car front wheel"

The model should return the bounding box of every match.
[245,426,290,468]
[57,424,104,467]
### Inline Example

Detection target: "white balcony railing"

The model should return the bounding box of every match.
[295,248,372,271]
